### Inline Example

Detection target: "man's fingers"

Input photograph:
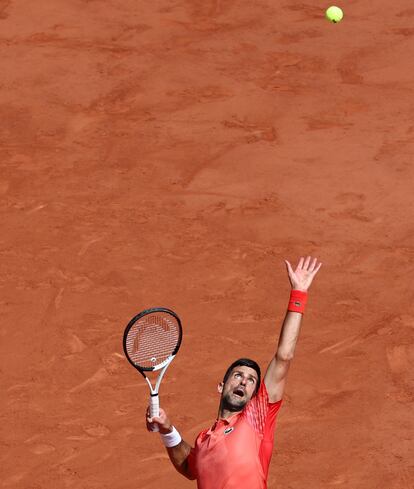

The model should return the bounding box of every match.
[309,261,322,278]
[285,260,295,283]
[297,257,304,270]
[308,257,318,272]
[148,416,160,423]
[285,260,294,278]
[303,256,311,270]
[146,416,153,431]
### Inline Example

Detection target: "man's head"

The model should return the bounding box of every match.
[218,358,261,413]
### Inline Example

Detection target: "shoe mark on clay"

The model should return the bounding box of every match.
[136,460,174,489]
[0,1,11,20]
[2,473,26,487]
[215,335,243,345]
[230,311,274,324]
[37,287,65,330]
[328,192,372,223]
[374,136,414,165]
[101,352,125,374]
[78,235,104,256]
[166,85,233,106]
[66,112,98,135]
[54,287,65,309]
[335,192,366,205]
[23,31,134,55]
[318,313,394,355]
[201,292,227,303]
[65,432,93,441]
[326,314,414,402]
[0,105,36,149]
[285,3,323,18]
[303,96,362,130]
[319,336,361,355]
[277,29,322,45]
[184,0,234,20]
[180,141,238,188]
[222,116,277,144]
[393,314,414,329]
[86,80,144,118]
[282,413,314,425]
[337,51,367,85]
[58,447,81,464]
[386,343,413,403]
[316,388,357,410]
[392,28,414,37]
[396,8,414,17]
[0,179,9,195]
[82,423,111,438]
[69,367,108,393]
[139,453,169,464]
[327,473,348,485]
[29,443,56,455]
[66,332,87,354]
[266,51,325,75]
[107,22,152,43]
[386,345,409,375]
[304,113,353,131]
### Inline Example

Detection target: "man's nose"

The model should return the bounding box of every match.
[239,377,247,385]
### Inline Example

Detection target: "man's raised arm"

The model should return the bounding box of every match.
[264,256,322,403]
[146,407,195,480]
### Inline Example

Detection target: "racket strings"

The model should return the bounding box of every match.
[125,313,180,369]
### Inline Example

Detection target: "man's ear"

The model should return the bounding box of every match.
[217,382,224,394]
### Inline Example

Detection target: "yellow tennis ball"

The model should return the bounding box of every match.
[326,6,343,23]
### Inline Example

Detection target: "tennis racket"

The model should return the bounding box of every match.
[123,307,183,432]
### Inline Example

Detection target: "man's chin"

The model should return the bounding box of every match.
[222,395,247,412]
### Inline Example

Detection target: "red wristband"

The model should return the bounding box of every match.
[288,290,308,314]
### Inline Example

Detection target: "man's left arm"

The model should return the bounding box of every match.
[264,256,322,403]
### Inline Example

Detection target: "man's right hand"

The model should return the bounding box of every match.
[146,406,173,434]
[146,406,195,480]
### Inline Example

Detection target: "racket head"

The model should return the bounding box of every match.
[123,307,183,373]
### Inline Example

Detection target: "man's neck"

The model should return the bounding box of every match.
[218,407,241,420]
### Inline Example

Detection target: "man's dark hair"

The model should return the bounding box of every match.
[222,358,261,395]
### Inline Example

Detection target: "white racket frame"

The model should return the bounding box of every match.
[146,355,176,432]
[123,308,182,433]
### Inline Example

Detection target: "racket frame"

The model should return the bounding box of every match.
[123,307,183,432]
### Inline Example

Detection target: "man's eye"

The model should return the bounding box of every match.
[248,378,254,384]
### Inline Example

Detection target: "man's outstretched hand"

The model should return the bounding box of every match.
[285,256,322,292]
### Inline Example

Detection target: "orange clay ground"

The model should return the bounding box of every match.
[1,1,413,488]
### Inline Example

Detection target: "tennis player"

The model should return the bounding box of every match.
[146,256,322,489]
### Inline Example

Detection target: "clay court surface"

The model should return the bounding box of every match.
[1,1,413,488]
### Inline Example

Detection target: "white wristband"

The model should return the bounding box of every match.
[160,426,182,448]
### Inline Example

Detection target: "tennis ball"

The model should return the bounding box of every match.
[325,6,343,23]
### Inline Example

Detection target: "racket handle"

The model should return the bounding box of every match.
[149,395,160,432]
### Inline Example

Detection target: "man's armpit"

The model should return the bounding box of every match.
[182,459,197,480]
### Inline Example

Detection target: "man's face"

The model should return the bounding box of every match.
[218,366,259,412]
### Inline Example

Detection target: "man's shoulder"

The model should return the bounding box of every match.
[248,381,283,406]
[242,382,283,431]
[245,382,268,409]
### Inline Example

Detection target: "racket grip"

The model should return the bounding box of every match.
[149,394,160,433]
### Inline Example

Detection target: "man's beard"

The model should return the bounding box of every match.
[220,391,248,412]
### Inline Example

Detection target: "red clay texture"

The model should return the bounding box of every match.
[1,1,413,488]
